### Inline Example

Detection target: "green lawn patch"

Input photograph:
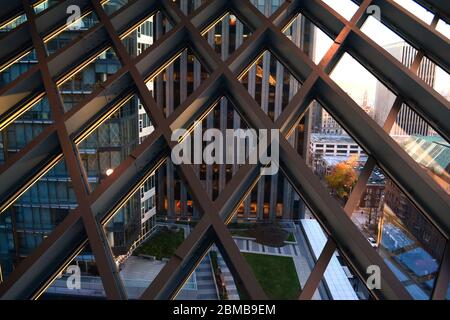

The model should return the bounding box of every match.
[242,252,301,300]
[286,233,296,242]
[134,227,184,260]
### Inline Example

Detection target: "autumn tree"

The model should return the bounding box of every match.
[325,156,359,201]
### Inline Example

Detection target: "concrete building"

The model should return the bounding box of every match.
[309,133,366,170]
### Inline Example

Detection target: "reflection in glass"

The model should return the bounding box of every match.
[390,115,450,195]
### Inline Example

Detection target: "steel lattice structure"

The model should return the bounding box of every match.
[0,0,449,300]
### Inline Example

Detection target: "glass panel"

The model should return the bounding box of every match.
[33,0,58,15]
[379,177,445,299]
[304,99,446,299]
[0,159,78,285]
[239,50,301,122]
[174,0,208,15]
[0,13,27,35]
[361,16,418,69]
[227,170,328,300]
[102,0,135,16]
[320,0,359,21]
[76,93,154,192]
[305,100,368,206]
[251,0,284,17]
[0,96,53,165]
[57,47,122,112]
[283,13,334,65]
[39,242,106,299]
[0,49,38,90]
[146,47,210,117]
[121,10,172,58]
[393,0,434,25]
[176,245,243,300]
[436,19,450,40]
[44,11,99,56]
[178,96,252,201]
[350,165,446,299]
[319,248,372,300]
[429,61,450,102]
[103,158,200,299]
[331,52,397,127]
[389,104,450,195]
[360,19,450,103]
[203,12,252,61]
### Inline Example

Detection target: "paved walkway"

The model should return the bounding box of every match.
[216,250,240,300]
[190,254,218,300]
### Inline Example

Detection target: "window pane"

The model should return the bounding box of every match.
[0,159,77,285]
[0,13,27,35]
[121,10,172,58]
[393,0,434,25]
[57,47,122,112]
[146,47,210,117]
[44,11,99,56]
[239,50,301,122]
[203,12,252,61]
[283,13,334,65]
[320,0,359,21]
[0,96,53,165]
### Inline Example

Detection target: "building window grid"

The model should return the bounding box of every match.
[0,0,447,300]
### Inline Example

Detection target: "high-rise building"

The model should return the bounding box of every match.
[316,90,372,135]
[154,0,313,222]
[374,42,436,136]
[0,0,157,279]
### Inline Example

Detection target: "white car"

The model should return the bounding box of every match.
[368,237,378,248]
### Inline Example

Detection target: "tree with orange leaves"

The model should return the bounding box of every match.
[325,156,359,201]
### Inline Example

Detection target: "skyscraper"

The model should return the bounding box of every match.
[374,42,436,136]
